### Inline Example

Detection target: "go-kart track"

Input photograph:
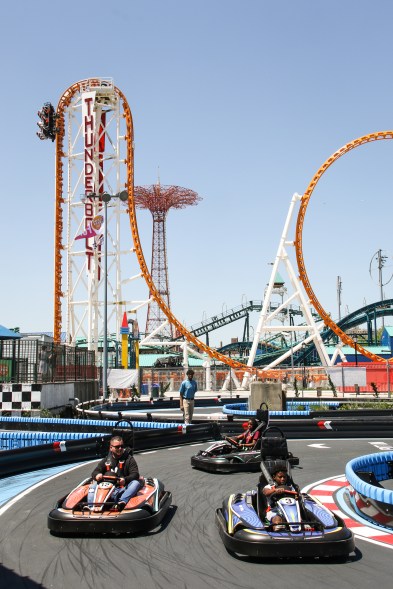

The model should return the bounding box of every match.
[0,438,392,589]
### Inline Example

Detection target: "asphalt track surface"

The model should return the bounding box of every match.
[0,438,393,589]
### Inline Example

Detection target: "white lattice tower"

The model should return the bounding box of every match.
[55,78,147,354]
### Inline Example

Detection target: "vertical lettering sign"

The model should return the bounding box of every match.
[82,92,101,274]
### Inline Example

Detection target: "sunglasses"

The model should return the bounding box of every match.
[111,444,124,449]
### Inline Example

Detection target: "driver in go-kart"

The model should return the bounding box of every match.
[263,465,296,530]
[87,435,142,511]
[226,418,261,450]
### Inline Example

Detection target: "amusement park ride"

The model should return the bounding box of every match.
[37,77,393,386]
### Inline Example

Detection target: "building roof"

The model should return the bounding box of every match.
[325,345,392,356]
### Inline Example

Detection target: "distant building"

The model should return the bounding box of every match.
[381,326,393,354]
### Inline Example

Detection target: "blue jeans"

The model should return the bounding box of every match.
[88,479,142,507]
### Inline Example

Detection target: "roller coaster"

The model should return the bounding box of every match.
[194,299,393,367]
[47,77,393,374]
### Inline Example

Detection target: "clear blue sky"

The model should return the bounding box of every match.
[1,0,393,347]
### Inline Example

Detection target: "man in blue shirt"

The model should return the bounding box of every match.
[179,369,198,424]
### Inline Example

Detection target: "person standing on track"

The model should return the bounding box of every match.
[179,369,198,425]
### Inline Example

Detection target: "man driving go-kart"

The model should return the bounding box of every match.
[88,435,141,511]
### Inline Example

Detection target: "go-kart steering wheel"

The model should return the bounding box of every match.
[101,474,122,486]
[225,436,240,448]
[270,488,299,502]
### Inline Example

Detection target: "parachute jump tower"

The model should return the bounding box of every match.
[134,183,201,339]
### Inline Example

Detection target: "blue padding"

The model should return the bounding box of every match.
[346,452,393,505]
[222,404,309,416]
[0,420,182,451]
[0,431,106,451]
[0,416,178,430]
[288,401,340,408]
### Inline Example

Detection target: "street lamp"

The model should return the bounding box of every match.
[101,191,128,398]
[84,190,128,398]
[353,334,358,366]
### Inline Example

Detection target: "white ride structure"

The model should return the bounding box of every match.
[54,78,145,355]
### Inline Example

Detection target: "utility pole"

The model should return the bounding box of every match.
[337,276,342,321]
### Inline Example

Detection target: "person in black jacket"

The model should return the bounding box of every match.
[87,435,142,511]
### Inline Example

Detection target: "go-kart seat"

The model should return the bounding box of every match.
[260,427,289,460]
[255,402,269,430]
[251,419,269,450]
[111,419,135,454]
[256,482,268,521]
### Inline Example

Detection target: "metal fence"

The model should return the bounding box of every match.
[0,339,97,384]
[138,366,331,395]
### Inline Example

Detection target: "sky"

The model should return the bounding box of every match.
[1,0,393,347]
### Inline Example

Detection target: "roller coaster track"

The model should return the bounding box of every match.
[295,131,393,364]
[218,299,393,367]
[187,300,262,338]
[54,80,253,372]
[323,299,393,343]
[54,82,393,370]
[187,300,307,339]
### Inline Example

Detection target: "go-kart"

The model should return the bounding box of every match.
[48,473,171,535]
[48,420,172,535]
[191,422,299,474]
[215,458,355,559]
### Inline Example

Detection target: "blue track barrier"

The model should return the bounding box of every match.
[346,451,393,529]
[222,403,309,417]
[0,431,105,451]
[222,401,340,417]
[0,420,184,451]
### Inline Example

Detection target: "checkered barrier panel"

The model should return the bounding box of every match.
[0,384,41,412]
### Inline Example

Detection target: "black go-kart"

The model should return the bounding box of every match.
[215,439,354,559]
[191,421,299,474]
[48,421,172,535]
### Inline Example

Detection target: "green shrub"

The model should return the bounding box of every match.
[339,401,393,410]
[328,374,337,397]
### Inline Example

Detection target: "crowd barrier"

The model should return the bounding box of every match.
[346,451,393,530]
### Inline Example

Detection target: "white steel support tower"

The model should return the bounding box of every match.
[241,193,332,389]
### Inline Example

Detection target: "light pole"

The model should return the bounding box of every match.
[369,249,393,331]
[84,190,128,399]
[353,334,358,366]
[101,191,128,398]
